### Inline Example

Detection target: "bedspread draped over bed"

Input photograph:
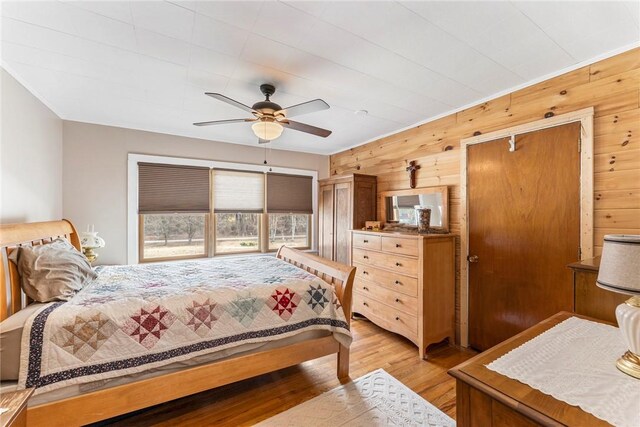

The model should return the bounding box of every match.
[18,256,352,394]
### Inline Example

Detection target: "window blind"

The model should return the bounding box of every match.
[396,195,420,209]
[266,173,313,214]
[213,169,265,213]
[138,163,210,214]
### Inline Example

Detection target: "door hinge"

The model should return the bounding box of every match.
[578,246,582,259]
[578,135,582,153]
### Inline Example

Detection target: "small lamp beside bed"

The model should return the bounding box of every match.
[596,234,640,379]
[79,225,105,264]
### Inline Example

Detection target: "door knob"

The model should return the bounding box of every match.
[467,255,479,263]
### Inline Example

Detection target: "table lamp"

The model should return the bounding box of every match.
[596,235,640,379]
[80,225,106,264]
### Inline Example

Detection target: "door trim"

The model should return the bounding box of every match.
[459,107,594,348]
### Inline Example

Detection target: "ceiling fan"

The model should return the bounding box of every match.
[193,84,332,144]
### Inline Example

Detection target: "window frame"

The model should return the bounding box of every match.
[138,213,210,263]
[128,154,317,264]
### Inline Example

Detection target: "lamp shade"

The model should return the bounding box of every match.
[80,232,106,249]
[252,121,283,140]
[596,235,640,295]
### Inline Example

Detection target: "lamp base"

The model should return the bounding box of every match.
[617,351,640,379]
[616,297,640,380]
[83,247,98,264]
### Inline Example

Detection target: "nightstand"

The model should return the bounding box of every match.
[0,389,34,427]
[568,257,626,324]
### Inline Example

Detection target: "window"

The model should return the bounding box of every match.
[266,173,313,251]
[141,214,208,260]
[215,213,260,254]
[213,170,264,254]
[138,163,210,262]
[134,157,316,263]
[268,214,311,250]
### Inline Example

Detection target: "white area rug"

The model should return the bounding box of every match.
[256,368,455,426]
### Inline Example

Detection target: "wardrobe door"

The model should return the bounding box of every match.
[352,177,377,230]
[334,182,352,265]
[319,184,335,260]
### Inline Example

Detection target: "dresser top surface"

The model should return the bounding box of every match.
[352,229,455,239]
[449,312,611,426]
[567,256,601,272]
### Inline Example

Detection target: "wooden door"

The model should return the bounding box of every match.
[318,184,335,260]
[468,122,581,351]
[334,182,352,265]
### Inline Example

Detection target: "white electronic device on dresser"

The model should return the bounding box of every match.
[351,230,456,359]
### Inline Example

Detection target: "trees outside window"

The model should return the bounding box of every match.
[140,214,207,261]
[268,214,310,250]
[214,213,260,254]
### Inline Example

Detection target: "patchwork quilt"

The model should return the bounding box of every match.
[18,256,351,394]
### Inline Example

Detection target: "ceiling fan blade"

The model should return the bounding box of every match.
[193,118,256,126]
[280,119,332,138]
[258,138,270,144]
[276,99,329,118]
[205,93,256,114]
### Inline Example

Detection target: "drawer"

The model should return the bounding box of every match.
[353,292,418,340]
[353,248,419,277]
[354,278,418,315]
[353,262,418,297]
[381,236,419,257]
[352,233,381,251]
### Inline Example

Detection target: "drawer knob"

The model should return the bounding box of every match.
[395,243,401,248]
[363,286,369,291]
[395,316,400,321]
[395,280,401,285]
[364,255,369,259]
[395,262,401,267]
[363,239,369,243]
[395,298,400,303]
[363,270,369,275]
[363,302,369,307]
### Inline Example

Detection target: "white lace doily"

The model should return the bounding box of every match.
[486,316,640,427]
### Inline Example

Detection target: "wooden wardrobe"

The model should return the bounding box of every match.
[318,174,376,265]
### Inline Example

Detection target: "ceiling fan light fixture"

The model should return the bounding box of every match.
[252,120,283,140]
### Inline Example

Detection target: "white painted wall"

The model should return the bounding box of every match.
[63,121,329,265]
[0,68,63,224]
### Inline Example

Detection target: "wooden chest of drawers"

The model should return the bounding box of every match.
[351,230,455,359]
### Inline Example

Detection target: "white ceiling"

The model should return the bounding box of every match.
[1,1,638,155]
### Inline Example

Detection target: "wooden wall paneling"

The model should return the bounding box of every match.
[330,48,640,345]
[589,47,640,81]
[595,150,640,173]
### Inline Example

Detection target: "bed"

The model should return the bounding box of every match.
[0,219,355,426]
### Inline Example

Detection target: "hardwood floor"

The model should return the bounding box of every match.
[95,318,474,426]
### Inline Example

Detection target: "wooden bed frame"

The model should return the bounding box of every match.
[0,219,355,426]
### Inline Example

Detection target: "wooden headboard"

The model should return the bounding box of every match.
[0,219,80,321]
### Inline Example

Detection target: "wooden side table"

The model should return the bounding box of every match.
[568,257,626,324]
[0,389,33,427]
[450,312,612,426]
